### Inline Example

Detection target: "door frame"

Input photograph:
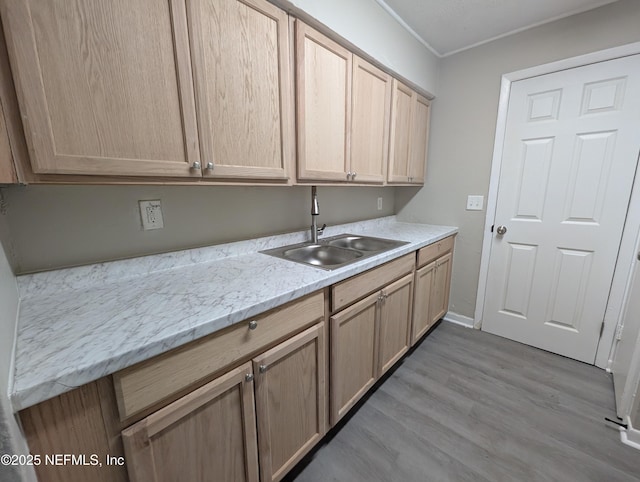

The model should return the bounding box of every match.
[475,41,640,369]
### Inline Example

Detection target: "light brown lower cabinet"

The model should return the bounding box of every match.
[430,252,453,323]
[411,246,454,346]
[330,273,413,425]
[122,323,326,482]
[253,323,326,482]
[378,273,414,375]
[330,291,379,424]
[121,362,260,482]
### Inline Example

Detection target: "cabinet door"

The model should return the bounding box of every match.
[387,79,413,183]
[122,363,259,482]
[408,94,431,184]
[296,21,351,182]
[188,0,292,180]
[0,101,16,183]
[1,0,200,177]
[350,57,391,184]
[330,291,379,425]
[430,252,453,325]
[253,323,326,482]
[411,260,436,346]
[378,273,414,376]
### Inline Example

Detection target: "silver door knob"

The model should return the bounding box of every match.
[259,365,267,373]
[496,226,507,235]
[352,172,357,179]
[191,161,201,170]
[248,320,258,330]
[245,373,254,382]
[347,172,352,180]
[206,162,214,170]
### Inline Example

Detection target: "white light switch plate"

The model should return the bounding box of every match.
[139,200,164,230]
[466,195,484,211]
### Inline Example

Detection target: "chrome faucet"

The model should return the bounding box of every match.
[310,186,326,244]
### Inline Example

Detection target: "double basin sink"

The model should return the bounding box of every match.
[261,234,409,270]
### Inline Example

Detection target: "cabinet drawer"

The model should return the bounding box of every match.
[417,236,455,268]
[114,291,324,421]
[331,254,414,312]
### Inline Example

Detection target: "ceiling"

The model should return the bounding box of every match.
[376,0,619,57]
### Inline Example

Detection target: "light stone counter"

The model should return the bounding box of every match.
[11,217,457,411]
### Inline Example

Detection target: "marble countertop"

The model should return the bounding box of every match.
[11,217,457,411]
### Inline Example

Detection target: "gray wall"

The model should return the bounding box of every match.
[275,0,439,95]
[1,185,395,273]
[0,234,34,482]
[396,0,640,319]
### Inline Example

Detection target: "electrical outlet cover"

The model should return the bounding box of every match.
[139,200,164,230]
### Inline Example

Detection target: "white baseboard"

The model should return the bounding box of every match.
[443,312,474,328]
[620,417,640,450]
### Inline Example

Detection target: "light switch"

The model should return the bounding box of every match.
[139,200,164,230]
[466,195,484,211]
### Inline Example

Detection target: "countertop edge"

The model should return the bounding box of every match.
[11,223,458,412]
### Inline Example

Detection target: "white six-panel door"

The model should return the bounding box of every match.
[482,55,640,364]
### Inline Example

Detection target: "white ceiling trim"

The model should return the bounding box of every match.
[375,0,619,58]
[440,0,619,57]
[374,0,442,57]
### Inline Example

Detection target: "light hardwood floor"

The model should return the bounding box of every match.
[286,322,640,482]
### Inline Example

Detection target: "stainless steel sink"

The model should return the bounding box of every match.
[261,234,408,270]
[283,245,363,267]
[327,235,401,252]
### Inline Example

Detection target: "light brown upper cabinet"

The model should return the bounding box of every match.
[296,21,392,184]
[388,79,431,184]
[187,0,293,180]
[350,57,392,183]
[0,102,16,183]
[1,0,201,178]
[2,0,293,182]
[296,21,351,182]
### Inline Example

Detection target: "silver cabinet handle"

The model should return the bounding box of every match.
[248,320,258,330]
[206,162,214,170]
[352,172,357,180]
[496,226,507,235]
[347,172,352,180]
[191,161,201,170]
[259,365,267,373]
[245,373,254,382]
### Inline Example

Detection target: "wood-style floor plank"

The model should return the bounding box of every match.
[286,322,640,482]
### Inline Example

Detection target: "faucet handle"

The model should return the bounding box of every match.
[318,223,327,234]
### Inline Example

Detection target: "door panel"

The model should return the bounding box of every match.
[412,260,435,345]
[613,258,640,417]
[3,0,200,177]
[387,80,412,183]
[408,94,430,184]
[350,56,391,183]
[378,273,413,376]
[253,323,326,482]
[187,0,291,180]
[122,363,259,482]
[296,22,351,181]
[330,292,379,425]
[483,55,640,363]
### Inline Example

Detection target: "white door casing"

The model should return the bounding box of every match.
[481,55,640,364]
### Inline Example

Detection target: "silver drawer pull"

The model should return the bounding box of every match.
[245,373,254,382]
[248,320,258,330]
[259,365,267,373]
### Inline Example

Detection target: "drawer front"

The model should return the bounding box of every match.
[114,291,324,421]
[417,235,455,268]
[331,254,415,312]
